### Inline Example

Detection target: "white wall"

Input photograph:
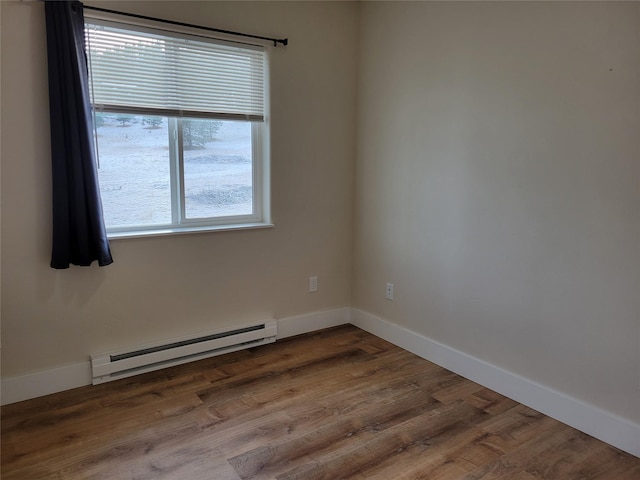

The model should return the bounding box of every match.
[354,1,640,425]
[0,1,357,378]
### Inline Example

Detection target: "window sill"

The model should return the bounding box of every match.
[107,222,275,240]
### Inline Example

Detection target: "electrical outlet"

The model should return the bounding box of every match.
[386,282,394,300]
[309,275,318,293]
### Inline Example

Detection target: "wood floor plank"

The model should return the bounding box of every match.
[273,401,489,480]
[227,391,454,479]
[200,350,435,436]
[589,453,640,479]
[431,379,485,404]
[4,392,208,461]
[209,379,435,459]
[2,325,638,480]
[342,417,498,479]
[463,421,579,479]
[462,388,519,416]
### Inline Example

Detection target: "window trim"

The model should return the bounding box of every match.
[106,222,275,240]
[85,16,272,238]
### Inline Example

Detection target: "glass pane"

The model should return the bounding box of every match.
[183,119,253,219]
[95,113,171,228]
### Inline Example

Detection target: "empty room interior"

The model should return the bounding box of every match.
[1,0,639,478]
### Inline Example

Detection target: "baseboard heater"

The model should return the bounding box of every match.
[91,320,277,385]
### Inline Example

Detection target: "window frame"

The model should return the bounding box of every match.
[84,16,272,239]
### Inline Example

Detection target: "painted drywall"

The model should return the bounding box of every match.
[354,1,640,424]
[0,1,357,377]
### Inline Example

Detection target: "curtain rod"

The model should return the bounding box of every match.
[82,4,289,47]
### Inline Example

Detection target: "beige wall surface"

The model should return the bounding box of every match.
[0,1,357,376]
[354,1,640,423]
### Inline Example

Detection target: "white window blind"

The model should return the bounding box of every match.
[85,20,266,121]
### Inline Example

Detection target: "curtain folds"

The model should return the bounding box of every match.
[45,0,113,269]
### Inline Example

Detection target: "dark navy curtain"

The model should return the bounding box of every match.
[45,0,113,269]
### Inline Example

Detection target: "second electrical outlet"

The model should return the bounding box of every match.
[386,282,394,300]
[309,275,318,293]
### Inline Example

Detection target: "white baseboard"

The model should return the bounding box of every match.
[276,306,351,339]
[0,307,351,406]
[350,308,640,458]
[1,362,92,406]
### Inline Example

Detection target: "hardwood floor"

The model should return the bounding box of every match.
[2,325,639,479]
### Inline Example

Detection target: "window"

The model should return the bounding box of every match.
[85,19,270,237]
